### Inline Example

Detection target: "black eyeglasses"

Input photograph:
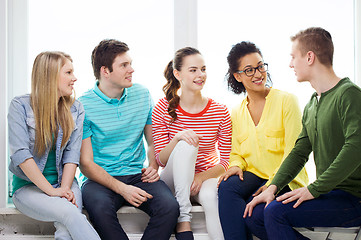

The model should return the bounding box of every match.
[237,63,268,77]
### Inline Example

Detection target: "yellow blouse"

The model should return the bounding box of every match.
[229,88,308,190]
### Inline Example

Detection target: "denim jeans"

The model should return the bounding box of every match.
[218,171,266,240]
[82,173,179,240]
[245,189,361,240]
[12,180,100,240]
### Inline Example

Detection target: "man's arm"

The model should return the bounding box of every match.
[80,137,152,207]
[270,111,313,193]
[307,87,361,197]
[141,124,160,183]
[246,87,361,211]
[244,124,312,216]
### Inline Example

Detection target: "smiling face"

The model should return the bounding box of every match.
[233,52,267,93]
[105,52,134,89]
[174,54,207,92]
[58,59,77,97]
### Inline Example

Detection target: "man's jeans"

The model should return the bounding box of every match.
[246,189,361,240]
[82,173,179,240]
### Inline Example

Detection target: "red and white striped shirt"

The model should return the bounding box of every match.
[152,97,232,173]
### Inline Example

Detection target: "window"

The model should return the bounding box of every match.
[7,0,174,202]
[198,0,354,181]
[2,0,359,206]
[28,0,173,101]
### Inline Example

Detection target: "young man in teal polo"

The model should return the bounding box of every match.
[78,39,179,240]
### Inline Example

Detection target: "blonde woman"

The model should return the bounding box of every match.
[8,51,100,240]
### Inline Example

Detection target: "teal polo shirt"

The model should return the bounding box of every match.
[78,82,153,183]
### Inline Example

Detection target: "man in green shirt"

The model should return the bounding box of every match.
[243,27,361,240]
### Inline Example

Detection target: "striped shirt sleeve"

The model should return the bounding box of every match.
[152,98,232,172]
[152,98,170,167]
[217,105,232,170]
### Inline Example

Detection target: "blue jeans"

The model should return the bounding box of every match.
[12,180,100,240]
[218,171,266,240]
[245,189,361,240]
[82,173,179,240]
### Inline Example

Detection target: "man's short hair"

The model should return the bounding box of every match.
[91,39,129,80]
[291,27,334,67]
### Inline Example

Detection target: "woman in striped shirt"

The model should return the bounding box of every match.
[152,47,232,240]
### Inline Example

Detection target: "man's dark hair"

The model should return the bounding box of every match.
[91,39,129,80]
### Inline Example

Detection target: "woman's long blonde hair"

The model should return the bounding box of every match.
[31,51,75,156]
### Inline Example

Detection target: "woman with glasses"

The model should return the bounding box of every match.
[217,42,309,240]
[152,47,232,240]
[8,51,100,240]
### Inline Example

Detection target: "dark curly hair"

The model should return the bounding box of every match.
[226,41,271,94]
[163,47,201,122]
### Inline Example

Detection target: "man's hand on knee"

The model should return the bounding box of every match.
[244,185,277,218]
[276,187,314,208]
[120,184,153,207]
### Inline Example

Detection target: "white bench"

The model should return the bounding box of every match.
[1,207,360,240]
[0,206,209,240]
[301,227,361,240]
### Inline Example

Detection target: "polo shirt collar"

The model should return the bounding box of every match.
[93,81,128,103]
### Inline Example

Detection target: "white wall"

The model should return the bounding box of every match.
[174,0,197,49]
[0,0,360,207]
[355,0,361,86]
[8,0,29,102]
[0,0,8,208]
[1,0,29,207]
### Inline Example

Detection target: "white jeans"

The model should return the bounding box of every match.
[160,141,224,240]
[12,180,100,240]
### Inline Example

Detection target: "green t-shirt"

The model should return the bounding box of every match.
[12,146,58,194]
[271,78,361,198]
